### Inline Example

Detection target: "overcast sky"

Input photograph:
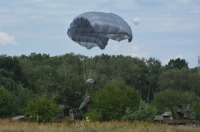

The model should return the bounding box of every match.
[0,0,199,68]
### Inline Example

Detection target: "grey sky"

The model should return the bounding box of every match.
[0,0,199,68]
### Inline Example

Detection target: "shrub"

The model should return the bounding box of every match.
[191,96,200,120]
[86,79,141,121]
[0,86,17,117]
[153,89,198,113]
[121,100,157,121]
[0,85,34,117]
[85,109,103,121]
[25,95,60,122]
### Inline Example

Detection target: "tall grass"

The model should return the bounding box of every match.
[0,119,199,132]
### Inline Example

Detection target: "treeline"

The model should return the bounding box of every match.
[0,53,200,122]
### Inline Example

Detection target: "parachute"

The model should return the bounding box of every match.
[132,17,140,25]
[67,12,133,50]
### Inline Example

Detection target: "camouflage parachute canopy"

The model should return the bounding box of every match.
[67,12,133,49]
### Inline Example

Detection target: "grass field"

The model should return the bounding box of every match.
[0,119,199,132]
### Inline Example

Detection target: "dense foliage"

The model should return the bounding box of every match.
[0,53,200,121]
[121,100,157,121]
[25,95,60,122]
[153,89,196,112]
[86,78,141,121]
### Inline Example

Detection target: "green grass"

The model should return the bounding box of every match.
[0,119,199,132]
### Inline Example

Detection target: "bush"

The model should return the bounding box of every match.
[121,100,157,121]
[85,109,103,121]
[0,85,34,117]
[25,95,60,122]
[191,96,200,120]
[153,89,197,113]
[0,86,17,117]
[13,84,34,115]
[86,78,141,121]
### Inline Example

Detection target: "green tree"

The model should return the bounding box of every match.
[158,69,200,94]
[121,100,157,121]
[99,55,148,100]
[0,84,34,117]
[165,58,188,70]
[14,84,34,114]
[189,73,200,95]
[146,58,162,102]
[153,89,196,113]
[0,68,15,91]
[0,55,26,84]
[192,97,200,120]
[86,78,141,121]
[25,95,60,122]
[0,86,17,117]
[55,61,85,108]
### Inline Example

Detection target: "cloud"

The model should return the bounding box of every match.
[0,31,16,45]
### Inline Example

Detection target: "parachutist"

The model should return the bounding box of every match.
[79,91,91,113]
